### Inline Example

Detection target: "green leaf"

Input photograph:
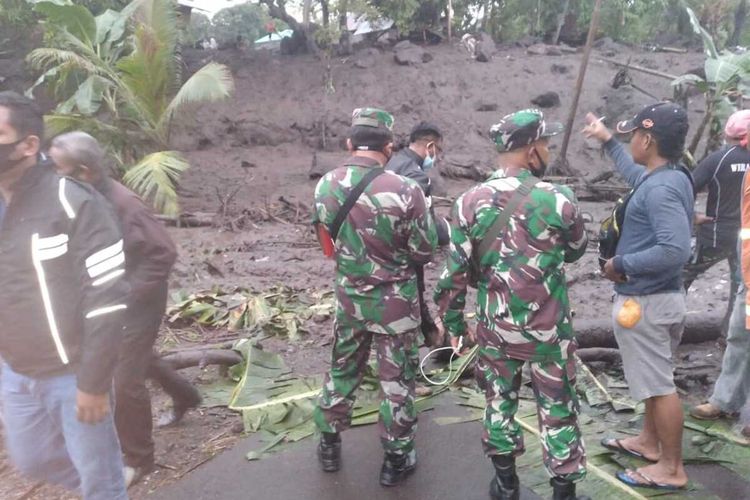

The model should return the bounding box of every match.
[71,75,110,115]
[34,1,97,46]
[671,73,705,87]
[683,3,718,59]
[122,150,189,215]
[158,62,234,134]
[705,57,741,84]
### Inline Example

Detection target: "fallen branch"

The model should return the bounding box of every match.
[575,313,721,348]
[597,57,678,80]
[576,347,621,364]
[161,349,243,370]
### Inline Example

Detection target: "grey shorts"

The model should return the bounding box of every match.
[612,292,686,401]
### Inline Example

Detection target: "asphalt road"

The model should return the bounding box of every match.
[151,397,542,500]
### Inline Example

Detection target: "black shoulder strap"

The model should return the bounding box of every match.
[329,168,385,241]
[476,175,538,261]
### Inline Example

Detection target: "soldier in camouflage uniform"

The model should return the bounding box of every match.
[434,109,589,500]
[312,108,438,486]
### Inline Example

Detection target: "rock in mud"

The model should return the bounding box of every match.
[354,48,380,69]
[309,151,347,179]
[394,41,432,65]
[526,43,562,56]
[474,32,496,62]
[551,63,570,74]
[474,101,498,112]
[531,91,561,108]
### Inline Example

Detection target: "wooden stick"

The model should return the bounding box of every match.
[558,0,602,169]
[597,56,678,80]
[447,0,453,43]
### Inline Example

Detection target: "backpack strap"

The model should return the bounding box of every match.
[475,175,538,265]
[329,167,385,241]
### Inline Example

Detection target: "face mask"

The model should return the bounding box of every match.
[0,137,26,172]
[530,148,548,177]
[422,143,436,171]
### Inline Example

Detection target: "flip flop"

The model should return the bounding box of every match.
[600,437,657,463]
[615,469,684,491]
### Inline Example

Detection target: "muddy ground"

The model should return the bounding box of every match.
[0,39,737,499]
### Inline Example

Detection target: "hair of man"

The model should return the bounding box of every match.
[348,125,393,152]
[50,131,107,179]
[0,91,44,141]
[409,122,442,145]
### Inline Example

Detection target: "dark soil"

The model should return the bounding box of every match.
[0,40,737,499]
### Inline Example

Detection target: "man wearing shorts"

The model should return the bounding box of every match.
[583,103,694,491]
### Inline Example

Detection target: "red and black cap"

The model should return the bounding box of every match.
[616,102,688,137]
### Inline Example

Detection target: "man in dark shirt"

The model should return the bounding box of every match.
[684,110,750,336]
[49,132,201,487]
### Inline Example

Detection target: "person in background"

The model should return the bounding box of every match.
[49,131,202,488]
[583,103,693,491]
[435,109,589,500]
[0,92,128,499]
[387,122,450,348]
[312,108,437,486]
[683,110,750,342]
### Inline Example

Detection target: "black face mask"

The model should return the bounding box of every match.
[529,148,548,178]
[0,137,26,173]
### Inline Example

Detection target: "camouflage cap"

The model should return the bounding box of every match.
[489,108,563,153]
[351,107,395,131]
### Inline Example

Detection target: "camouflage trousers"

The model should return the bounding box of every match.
[478,343,587,482]
[313,317,420,455]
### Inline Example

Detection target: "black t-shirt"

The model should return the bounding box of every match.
[693,144,750,247]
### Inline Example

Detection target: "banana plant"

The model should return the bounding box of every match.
[672,3,750,156]
[27,0,234,215]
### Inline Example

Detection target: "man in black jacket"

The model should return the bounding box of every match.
[49,131,202,487]
[684,111,750,340]
[0,93,128,499]
[386,122,450,348]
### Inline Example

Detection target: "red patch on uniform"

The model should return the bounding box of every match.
[642,119,654,129]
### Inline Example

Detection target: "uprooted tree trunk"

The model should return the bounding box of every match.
[259,0,318,54]
[575,312,722,348]
[161,349,243,370]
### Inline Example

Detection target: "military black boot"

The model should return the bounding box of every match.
[550,477,591,500]
[379,450,417,486]
[317,432,341,472]
[489,455,520,500]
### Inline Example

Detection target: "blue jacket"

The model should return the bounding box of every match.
[604,139,694,295]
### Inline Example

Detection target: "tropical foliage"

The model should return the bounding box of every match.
[27,0,234,215]
[672,3,750,155]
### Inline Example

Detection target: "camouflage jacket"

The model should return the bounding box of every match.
[434,166,587,360]
[314,156,438,334]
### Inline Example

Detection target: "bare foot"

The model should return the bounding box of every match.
[617,436,661,462]
[635,462,688,489]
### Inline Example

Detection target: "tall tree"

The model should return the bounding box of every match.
[730,0,748,46]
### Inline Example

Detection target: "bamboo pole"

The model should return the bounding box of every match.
[557,0,602,173]
[447,0,453,43]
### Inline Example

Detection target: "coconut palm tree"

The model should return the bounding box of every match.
[28,0,234,215]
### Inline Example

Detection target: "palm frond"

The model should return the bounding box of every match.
[27,48,101,75]
[122,150,189,215]
[158,62,234,134]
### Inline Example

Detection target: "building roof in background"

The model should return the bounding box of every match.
[254,29,294,45]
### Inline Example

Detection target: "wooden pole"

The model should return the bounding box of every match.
[557,0,602,172]
[447,0,453,43]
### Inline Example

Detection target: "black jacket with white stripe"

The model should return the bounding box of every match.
[0,161,129,394]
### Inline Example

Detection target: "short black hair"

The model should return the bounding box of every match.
[0,91,44,141]
[409,121,442,144]
[648,128,688,162]
[349,125,393,152]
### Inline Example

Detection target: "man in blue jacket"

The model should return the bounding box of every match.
[583,103,693,491]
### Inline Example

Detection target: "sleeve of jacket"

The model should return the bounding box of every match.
[692,151,719,193]
[556,185,588,263]
[121,202,177,299]
[406,182,438,265]
[742,171,750,328]
[67,187,129,394]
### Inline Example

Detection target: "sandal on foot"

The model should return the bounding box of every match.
[600,438,657,463]
[616,469,684,491]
